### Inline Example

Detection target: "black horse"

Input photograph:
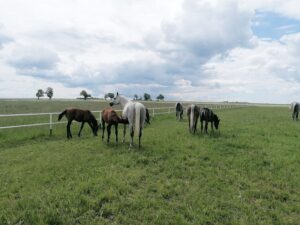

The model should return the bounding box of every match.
[175,102,184,121]
[145,108,151,124]
[200,108,220,134]
[291,102,299,121]
[58,108,98,139]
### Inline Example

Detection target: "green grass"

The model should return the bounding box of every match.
[0,102,299,225]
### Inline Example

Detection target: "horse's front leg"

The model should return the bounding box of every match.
[122,124,126,143]
[205,121,208,134]
[78,122,85,137]
[194,118,198,134]
[115,123,118,143]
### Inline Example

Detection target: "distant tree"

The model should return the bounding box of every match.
[80,90,89,100]
[45,87,53,100]
[107,93,114,99]
[143,93,151,101]
[156,94,164,101]
[133,94,138,100]
[36,89,44,100]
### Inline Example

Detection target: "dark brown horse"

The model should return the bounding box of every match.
[100,107,128,143]
[58,108,98,139]
[187,104,200,134]
[200,108,220,134]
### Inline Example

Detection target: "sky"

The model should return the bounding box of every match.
[0,0,300,103]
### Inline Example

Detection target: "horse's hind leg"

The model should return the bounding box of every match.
[107,124,112,143]
[102,121,105,141]
[122,124,126,143]
[67,121,72,139]
[200,120,203,133]
[138,127,142,148]
[129,125,134,148]
[78,122,85,137]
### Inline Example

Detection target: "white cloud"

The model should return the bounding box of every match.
[0,0,300,102]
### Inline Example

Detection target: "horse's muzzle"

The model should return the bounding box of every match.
[109,102,114,106]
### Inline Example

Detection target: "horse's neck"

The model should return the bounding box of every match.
[119,96,130,109]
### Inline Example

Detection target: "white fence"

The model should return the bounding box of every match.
[0,104,247,135]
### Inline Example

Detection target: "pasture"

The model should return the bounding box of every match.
[0,100,299,225]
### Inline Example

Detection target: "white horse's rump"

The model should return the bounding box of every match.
[111,93,146,148]
[187,104,200,134]
[190,104,195,130]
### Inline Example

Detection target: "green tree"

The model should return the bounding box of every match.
[80,90,89,100]
[143,93,151,101]
[45,87,53,100]
[133,94,138,100]
[36,89,44,100]
[156,94,164,101]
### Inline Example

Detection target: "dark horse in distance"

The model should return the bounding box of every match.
[100,107,128,143]
[200,108,220,134]
[175,102,184,121]
[58,108,98,139]
[290,102,299,121]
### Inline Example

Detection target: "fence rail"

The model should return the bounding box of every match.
[0,104,247,133]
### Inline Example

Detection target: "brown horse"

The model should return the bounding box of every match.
[58,108,98,139]
[187,104,200,134]
[100,107,128,143]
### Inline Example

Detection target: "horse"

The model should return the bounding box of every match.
[175,102,184,121]
[58,108,98,139]
[290,102,300,121]
[145,108,151,124]
[200,108,220,134]
[110,92,146,148]
[100,107,128,143]
[187,104,200,134]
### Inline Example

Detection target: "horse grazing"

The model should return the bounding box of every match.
[290,102,299,120]
[145,108,151,124]
[58,108,98,139]
[110,92,146,148]
[187,104,200,134]
[100,107,128,143]
[200,108,220,134]
[175,102,184,121]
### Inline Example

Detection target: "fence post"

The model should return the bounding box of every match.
[168,107,171,114]
[152,108,155,118]
[49,113,53,136]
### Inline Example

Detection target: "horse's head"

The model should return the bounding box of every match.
[110,92,121,106]
[213,115,220,130]
[91,117,99,136]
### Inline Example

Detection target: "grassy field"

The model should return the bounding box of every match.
[0,100,299,225]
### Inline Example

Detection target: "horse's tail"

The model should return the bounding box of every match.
[190,105,195,130]
[135,104,145,135]
[58,109,67,121]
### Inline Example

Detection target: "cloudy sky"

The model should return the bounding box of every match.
[1,0,300,103]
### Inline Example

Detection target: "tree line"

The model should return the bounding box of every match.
[35,88,164,101]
